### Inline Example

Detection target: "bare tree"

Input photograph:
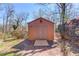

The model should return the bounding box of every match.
[57,3,73,56]
[12,12,29,30]
[5,4,14,33]
[0,4,4,33]
[33,8,58,23]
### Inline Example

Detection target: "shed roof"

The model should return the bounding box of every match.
[28,17,54,24]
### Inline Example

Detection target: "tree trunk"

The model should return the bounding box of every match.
[60,3,68,56]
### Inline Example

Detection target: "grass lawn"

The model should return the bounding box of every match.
[0,39,24,56]
[0,52,15,56]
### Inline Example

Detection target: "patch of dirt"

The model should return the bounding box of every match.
[13,39,62,56]
[16,45,62,56]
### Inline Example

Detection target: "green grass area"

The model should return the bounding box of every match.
[0,38,24,56]
[0,44,4,48]
[0,31,28,56]
[0,39,19,48]
[0,52,15,56]
[5,53,15,56]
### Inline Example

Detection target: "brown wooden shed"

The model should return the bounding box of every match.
[28,17,54,41]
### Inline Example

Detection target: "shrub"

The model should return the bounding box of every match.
[11,28,27,39]
[0,32,3,39]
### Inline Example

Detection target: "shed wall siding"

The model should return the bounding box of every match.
[28,18,54,41]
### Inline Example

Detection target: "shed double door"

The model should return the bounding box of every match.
[35,24,48,40]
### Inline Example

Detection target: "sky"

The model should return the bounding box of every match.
[0,3,79,25]
[0,3,56,25]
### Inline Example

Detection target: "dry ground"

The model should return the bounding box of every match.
[12,32,62,56]
[0,39,62,56]
[0,32,63,56]
[1,32,77,56]
[11,39,62,56]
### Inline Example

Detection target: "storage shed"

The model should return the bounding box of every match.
[28,17,54,41]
